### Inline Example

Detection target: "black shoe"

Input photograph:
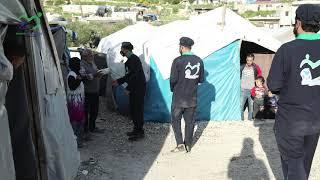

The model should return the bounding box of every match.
[128,132,145,141]
[171,144,185,153]
[126,130,136,136]
[127,129,144,137]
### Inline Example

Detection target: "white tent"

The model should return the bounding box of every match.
[269,27,295,44]
[97,22,156,82]
[144,19,240,79]
[145,7,282,80]
[100,7,284,121]
[190,7,282,52]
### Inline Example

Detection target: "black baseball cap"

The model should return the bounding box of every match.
[295,4,320,25]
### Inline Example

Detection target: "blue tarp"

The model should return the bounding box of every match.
[114,40,241,122]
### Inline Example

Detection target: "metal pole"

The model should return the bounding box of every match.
[221,1,227,30]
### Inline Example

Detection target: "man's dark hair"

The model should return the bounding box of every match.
[3,26,26,57]
[121,42,134,51]
[301,21,320,33]
[69,57,81,74]
[247,53,255,59]
[256,76,265,84]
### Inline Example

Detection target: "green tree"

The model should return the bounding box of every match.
[241,10,276,18]
[66,21,131,47]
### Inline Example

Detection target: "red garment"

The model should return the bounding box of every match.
[251,86,268,98]
[255,64,262,77]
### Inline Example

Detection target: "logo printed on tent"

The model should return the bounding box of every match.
[16,12,62,37]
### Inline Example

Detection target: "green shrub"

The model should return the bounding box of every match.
[172,7,179,14]
[241,10,276,18]
[65,21,131,47]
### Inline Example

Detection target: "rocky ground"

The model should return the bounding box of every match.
[75,99,320,180]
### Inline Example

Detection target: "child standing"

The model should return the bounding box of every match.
[251,76,268,120]
[67,57,85,148]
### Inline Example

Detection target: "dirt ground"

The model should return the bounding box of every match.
[76,101,320,180]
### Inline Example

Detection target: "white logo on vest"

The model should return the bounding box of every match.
[300,54,320,86]
[185,62,200,79]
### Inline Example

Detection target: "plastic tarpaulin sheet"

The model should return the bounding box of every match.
[0,25,15,180]
[31,26,80,180]
[97,22,156,82]
[196,41,241,121]
[0,0,25,24]
[118,41,241,122]
[190,7,281,53]
[144,20,240,80]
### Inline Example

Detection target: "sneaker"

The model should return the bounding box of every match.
[128,132,145,141]
[185,145,192,153]
[170,144,185,153]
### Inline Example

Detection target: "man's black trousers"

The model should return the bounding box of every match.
[84,92,99,132]
[171,106,196,146]
[275,130,319,180]
[129,90,145,132]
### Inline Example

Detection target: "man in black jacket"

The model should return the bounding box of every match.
[170,37,204,153]
[267,4,320,180]
[113,42,146,141]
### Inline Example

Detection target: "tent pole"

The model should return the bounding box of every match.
[221,2,226,31]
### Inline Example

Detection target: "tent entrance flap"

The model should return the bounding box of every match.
[3,27,40,180]
[240,41,275,79]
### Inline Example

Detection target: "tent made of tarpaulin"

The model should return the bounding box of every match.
[0,1,79,180]
[111,7,282,122]
[97,22,156,82]
[142,19,243,122]
[268,27,295,44]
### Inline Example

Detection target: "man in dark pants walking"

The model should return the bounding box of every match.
[170,37,204,153]
[267,4,320,180]
[113,42,146,141]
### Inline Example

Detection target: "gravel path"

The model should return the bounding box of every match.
[76,100,320,180]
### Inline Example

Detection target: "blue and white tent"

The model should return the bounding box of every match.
[98,7,282,122]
